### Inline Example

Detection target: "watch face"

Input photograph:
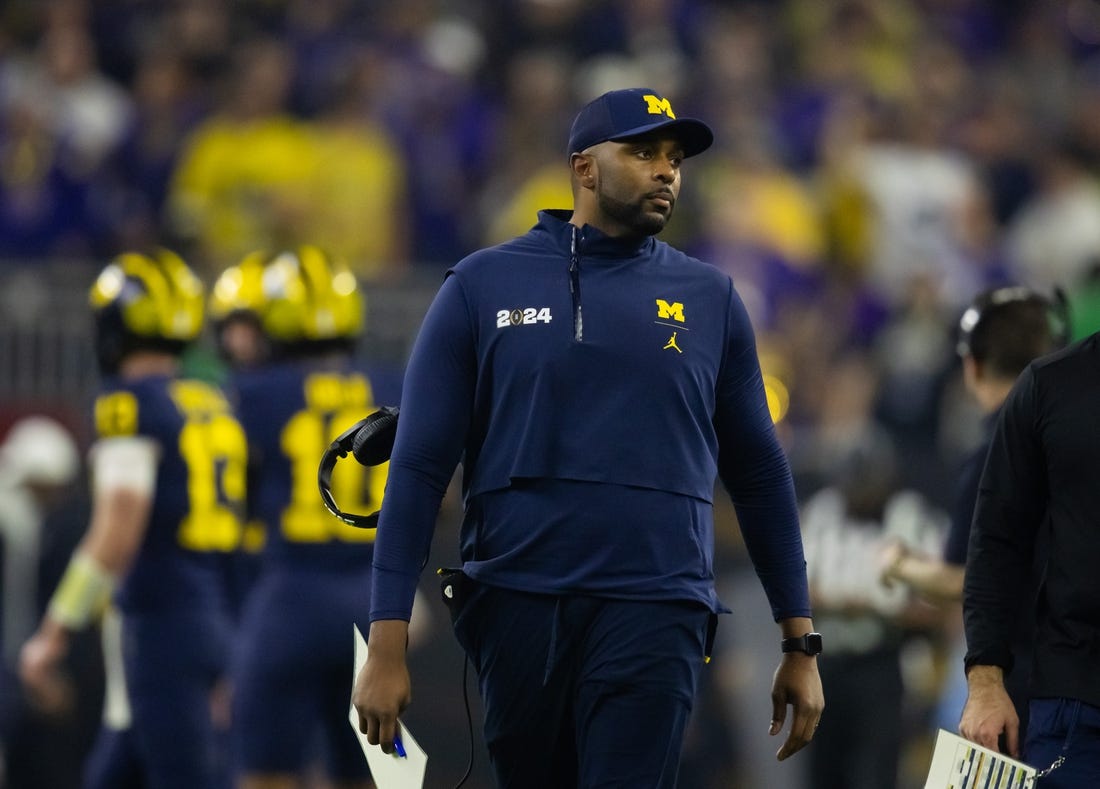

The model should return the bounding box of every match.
[783,633,823,655]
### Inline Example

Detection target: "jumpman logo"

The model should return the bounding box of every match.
[663,332,682,353]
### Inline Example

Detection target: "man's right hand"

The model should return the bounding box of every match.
[353,619,412,754]
[959,664,1020,757]
[19,618,74,716]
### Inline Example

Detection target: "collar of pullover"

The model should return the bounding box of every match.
[538,209,657,261]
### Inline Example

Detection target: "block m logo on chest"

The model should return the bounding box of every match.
[656,299,685,322]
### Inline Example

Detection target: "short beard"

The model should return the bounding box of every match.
[597,190,669,238]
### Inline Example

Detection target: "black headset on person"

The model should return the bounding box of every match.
[956,285,1072,359]
[317,405,400,528]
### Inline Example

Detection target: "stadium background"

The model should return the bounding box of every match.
[5,1,1100,787]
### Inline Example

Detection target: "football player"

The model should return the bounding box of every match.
[20,249,247,788]
[227,246,386,789]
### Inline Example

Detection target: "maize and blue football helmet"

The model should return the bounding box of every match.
[209,245,363,361]
[89,249,205,374]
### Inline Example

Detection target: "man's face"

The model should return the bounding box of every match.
[589,133,684,238]
[218,316,269,369]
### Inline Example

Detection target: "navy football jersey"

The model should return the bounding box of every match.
[233,360,387,569]
[93,374,246,614]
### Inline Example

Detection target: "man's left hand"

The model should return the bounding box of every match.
[769,653,825,760]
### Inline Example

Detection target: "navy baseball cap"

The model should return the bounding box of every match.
[567,88,714,158]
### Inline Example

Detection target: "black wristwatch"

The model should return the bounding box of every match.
[781,632,823,656]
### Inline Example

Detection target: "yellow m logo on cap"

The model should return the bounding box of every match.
[643,95,676,119]
[656,299,685,322]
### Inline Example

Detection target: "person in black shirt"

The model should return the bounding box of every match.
[960,330,1100,787]
[881,286,1065,736]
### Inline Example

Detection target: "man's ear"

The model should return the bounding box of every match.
[571,152,595,187]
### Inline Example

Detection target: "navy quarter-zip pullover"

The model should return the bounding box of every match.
[370,209,810,622]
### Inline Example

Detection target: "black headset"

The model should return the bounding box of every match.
[956,285,1071,359]
[317,406,399,528]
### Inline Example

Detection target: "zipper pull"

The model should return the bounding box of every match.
[569,226,583,342]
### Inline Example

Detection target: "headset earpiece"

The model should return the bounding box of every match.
[317,406,399,528]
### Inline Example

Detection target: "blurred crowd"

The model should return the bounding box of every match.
[4,0,1100,412]
[5,0,1100,787]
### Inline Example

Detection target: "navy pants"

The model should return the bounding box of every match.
[1027,698,1100,787]
[451,582,711,789]
[83,728,145,789]
[232,567,372,782]
[103,611,230,789]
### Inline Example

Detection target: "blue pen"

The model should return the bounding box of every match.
[393,733,407,759]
